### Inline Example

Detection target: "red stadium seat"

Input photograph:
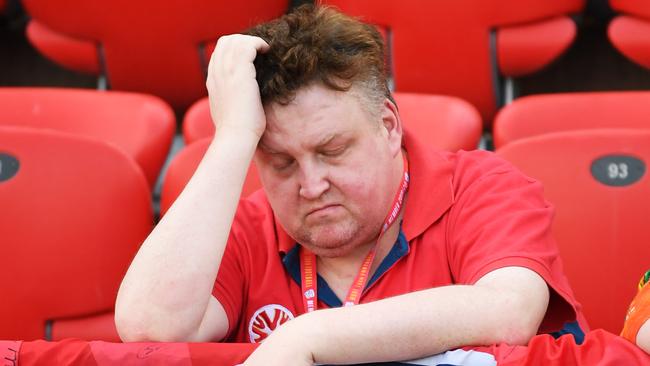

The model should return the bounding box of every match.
[496,129,650,333]
[182,99,216,145]
[183,93,483,151]
[608,1,650,69]
[0,127,153,341]
[0,88,175,188]
[21,1,288,110]
[321,0,584,126]
[160,138,262,216]
[493,92,650,148]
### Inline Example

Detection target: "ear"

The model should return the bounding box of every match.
[380,97,403,158]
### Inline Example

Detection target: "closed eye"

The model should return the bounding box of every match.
[320,145,347,157]
[271,157,295,171]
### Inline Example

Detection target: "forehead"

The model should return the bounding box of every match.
[260,84,375,151]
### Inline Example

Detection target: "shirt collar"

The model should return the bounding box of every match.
[276,218,294,253]
[401,129,455,241]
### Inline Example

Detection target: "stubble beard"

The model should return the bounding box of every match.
[293,215,383,258]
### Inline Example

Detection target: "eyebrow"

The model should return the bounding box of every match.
[315,133,337,149]
[259,133,346,154]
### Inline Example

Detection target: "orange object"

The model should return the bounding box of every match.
[621,271,650,342]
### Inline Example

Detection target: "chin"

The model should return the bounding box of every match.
[292,221,375,258]
[306,240,362,258]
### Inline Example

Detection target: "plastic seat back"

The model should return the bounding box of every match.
[322,0,584,125]
[493,92,650,148]
[0,127,153,341]
[160,138,262,216]
[183,93,482,151]
[608,1,650,69]
[22,0,289,109]
[497,129,650,333]
[0,88,175,188]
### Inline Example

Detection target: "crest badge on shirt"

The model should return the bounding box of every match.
[248,304,295,343]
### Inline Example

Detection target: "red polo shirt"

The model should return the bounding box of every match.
[213,130,585,344]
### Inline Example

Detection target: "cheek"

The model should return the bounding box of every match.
[258,170,300,217]
[335,146,398,215]
[331,164,388,209]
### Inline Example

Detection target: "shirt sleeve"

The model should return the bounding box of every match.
[446,159,581,334]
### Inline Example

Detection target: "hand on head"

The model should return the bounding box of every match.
[206,34,269,140]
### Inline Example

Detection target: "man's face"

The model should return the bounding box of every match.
[255,83,403,258]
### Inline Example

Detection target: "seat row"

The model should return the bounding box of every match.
[5,86,650,189]
[7,0,645,127]
[0,87,484,190]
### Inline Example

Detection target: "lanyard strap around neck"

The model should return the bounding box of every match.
[300,155,410,313]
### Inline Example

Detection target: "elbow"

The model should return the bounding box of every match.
[114,309,193,343]
[114,283,186,342]
[498,320,539,346]
[495,290,549,346]
[114,305,153,342]
[476,267,551,346]
[114,300,190,342]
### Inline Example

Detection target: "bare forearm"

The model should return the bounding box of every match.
[115,130,257,341]
[256,268,549,365]
[304,287,528,363]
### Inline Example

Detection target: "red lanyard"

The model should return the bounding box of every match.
[300,155,410,313]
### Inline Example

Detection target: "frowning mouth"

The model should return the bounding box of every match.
[306,204,342,217]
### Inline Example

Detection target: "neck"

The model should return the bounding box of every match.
[316,208,404,289]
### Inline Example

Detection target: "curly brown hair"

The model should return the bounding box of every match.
[246,4,390,112]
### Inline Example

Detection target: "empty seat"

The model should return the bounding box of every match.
[493,92,650,148]
[21,0,288,110]
[183,93,483,151]
[0,87,175,188]
[321,0,584,125]
[608,1,650,69]
[160,138,262,216]
[496,129,650,333]
[0,127,153,341]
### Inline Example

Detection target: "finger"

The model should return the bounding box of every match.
[250,36,270,53]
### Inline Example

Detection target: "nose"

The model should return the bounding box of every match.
[298,160,330,200]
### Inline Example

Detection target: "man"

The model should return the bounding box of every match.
[115,5,584,365]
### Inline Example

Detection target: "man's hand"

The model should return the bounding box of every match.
[206,34,269,140]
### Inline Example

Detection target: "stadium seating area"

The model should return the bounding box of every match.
[0,128,152,341]
[1,0,650,353]
[497,129,650,333]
